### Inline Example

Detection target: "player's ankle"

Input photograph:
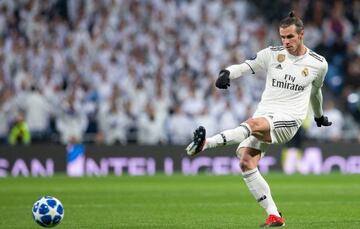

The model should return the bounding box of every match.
[205,137,219,148]
[267,210,281,217]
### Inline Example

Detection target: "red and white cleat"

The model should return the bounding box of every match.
[260,213,285,227]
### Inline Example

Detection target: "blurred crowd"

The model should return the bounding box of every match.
[0,0,359,145]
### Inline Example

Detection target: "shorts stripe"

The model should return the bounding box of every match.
[274,122,297,125]
[274,120,298,129]
[273,121,297,124]
[274,125,298,129]
[274,121,297,125]
[274,122,297,126]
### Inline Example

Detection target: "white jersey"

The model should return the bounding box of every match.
[245,46,328,121]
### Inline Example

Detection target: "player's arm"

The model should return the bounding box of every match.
[310,86,324,118]
[215,63,251,89]
[310,62,332,127]
[216,48,270,89]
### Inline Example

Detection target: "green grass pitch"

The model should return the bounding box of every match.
[0,173,360,228]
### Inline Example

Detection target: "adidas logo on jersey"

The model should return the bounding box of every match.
[275,64,282,69]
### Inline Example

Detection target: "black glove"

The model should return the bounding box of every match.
[215,69,230,89]
[314,115,332,127]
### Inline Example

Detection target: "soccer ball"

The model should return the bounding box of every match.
[32,196,64,227]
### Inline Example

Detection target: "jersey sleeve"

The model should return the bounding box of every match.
[244,47,271,73]
[312,59,328,88]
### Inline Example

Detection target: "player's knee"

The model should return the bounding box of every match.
[239,157,256,172]
[246,118,259,131]
[246,117,270,132]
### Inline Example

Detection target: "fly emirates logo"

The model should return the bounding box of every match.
[272,74,305,92]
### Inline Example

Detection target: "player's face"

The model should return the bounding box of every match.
[279,25,304,55]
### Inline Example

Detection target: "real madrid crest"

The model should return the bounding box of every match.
[277,54,285,63]
[302,68,309,77]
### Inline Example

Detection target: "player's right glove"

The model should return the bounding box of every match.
[215,69,230,89]
[314,115,332,127]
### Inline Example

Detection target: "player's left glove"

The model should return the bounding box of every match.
[215,69,230,89]
[314,115,332,127]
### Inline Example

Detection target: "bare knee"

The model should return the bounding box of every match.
[237,148,261,172]
[245,117,271,142]
[246,118,259,131]
[246,118,268,132]
[239,157,257,172]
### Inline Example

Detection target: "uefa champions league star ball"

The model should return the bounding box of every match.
[32,196,64,227]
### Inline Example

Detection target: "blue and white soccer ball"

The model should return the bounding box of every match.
[32,196,64,227]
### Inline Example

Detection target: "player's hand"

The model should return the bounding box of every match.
[314,115,332,127]
[215,69,230,89]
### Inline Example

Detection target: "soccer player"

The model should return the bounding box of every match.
[186,11,332,227]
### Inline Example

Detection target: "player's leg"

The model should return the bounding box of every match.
[239,146,285,227]
[186,117,271,156]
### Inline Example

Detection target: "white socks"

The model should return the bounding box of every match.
[242,168,280,217]
[204,123,251,150]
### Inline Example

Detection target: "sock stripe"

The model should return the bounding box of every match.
[239,124,251,137]
[220,133,227,146]
[242,170,258,178]
[257,195,267,202]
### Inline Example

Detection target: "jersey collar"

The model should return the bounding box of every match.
[286,46,309,62]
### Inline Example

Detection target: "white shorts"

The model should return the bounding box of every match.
[236,112,302,156]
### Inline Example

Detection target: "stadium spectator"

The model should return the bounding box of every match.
[218,101,239,131]
[230,85,252,122]
[0,88,13,143]
[55,92,88,144]
[307,100,344,141]
[137,102,167,145]
[97,90,131,145]
[152,74,172,122]
[322,0,353,44]
[166,103,195,145]
[181,81,206,117]
[18,86,53,141]
[8,109,31,145]
[207,88,227,119]
[194,106,218,137]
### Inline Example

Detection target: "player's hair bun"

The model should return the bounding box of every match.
[280,10,303,31]
[288,11,296,18]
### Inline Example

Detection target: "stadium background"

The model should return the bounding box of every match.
[0,0,360,146]
[0,0,360,228]
[0,0,359,173]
